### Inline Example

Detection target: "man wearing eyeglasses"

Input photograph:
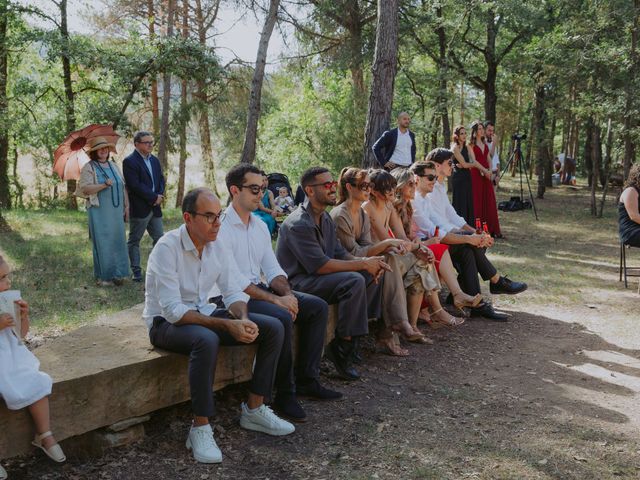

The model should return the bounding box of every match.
[143,187,295,465]
[123,131,166,282]
[276,167,390,380]
[217,163,342,423]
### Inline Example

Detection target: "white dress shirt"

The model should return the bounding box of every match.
[486,140,500,171]
[414,180,467,237]
[389,129,413,166]
[142,224,250,330]
[412,190,438,238]
[217,203,287,286]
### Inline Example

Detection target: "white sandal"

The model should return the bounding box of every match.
[32,431,66,463]
[0,463,7,479]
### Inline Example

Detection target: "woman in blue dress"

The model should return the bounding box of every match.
[77,136,130,286]
[251,174,277,235]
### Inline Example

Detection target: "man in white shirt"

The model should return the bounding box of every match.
[484,122,500,191]
[218,164,342,423]
[411,151,527,321]
[372,112,416,169]
[143,187,294,465]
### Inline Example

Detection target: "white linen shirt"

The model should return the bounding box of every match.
[142,224,250,330]
[486,141,500,171]
[412,190,438,238]
[421,180,467,236]
[389,129,413,166]
[217,203,287,286]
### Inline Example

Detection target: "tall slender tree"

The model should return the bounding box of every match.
[362,0,399,168]
[241,0,280,165]
[157,0,175,172]
[0,0,10,209]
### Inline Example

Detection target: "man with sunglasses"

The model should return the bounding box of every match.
[412,152,527,321]
[372,112,416,170]
[123,131,166,282]
[276,167,390,380]
[217,164,342,424]
[144,187,294,465]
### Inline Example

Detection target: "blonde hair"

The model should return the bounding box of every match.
[625,164,640,189]
[390,168,414,236]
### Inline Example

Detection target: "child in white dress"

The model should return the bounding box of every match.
[0,255,65,479]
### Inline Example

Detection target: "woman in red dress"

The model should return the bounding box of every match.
[469,120,502,237]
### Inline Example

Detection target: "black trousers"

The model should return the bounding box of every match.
[447,244,498,296]
[149,310,283,417]
[291,271,381,338]
[247,288,328,395]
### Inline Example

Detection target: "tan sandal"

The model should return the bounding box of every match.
[431,308,465,328]
[32,431,66,463]
[376,334,410,356]
[452,292,483,310]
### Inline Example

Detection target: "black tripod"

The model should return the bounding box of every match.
[499,137,539,221]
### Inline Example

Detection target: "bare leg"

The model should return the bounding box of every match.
[247,393,264,410]
[28,397,56,448]
[438,251,483,308]
[193,415,209,427]
[407,291,423,331]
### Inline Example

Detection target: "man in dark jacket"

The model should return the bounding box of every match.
[123,131,166,282]
[372,112,416,169]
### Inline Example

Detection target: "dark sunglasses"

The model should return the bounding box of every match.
[189,211,225,224]
[239,184,267,195]
[309,181,338,190]
[417,174,437,181]
[351,181,371,191]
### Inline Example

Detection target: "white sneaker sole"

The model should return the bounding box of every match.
[239,416,295,436]
[185,437,222,464]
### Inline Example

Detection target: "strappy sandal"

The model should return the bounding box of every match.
[452,292,483,313]
[376,333,410,356]
[431,308,465,328]
[32,431,66,463]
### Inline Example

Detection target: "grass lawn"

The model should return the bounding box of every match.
[0,208,183,333]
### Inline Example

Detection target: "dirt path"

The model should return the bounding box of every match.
[6,184,640,479]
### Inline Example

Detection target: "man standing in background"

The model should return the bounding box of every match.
[123,131,166,282]
[484,122,500,192]
[372,112,416,170]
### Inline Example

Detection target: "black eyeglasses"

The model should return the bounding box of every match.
[239,184,267,195]
[189,211,225,224]
[309,181,338,190]
[417,174,437,181]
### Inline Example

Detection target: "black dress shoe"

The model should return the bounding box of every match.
[469,302,509,321]
[325,339,360,381]
[132,273,143,283]
[273,394,307,423]
[296,379,343,400]
[489,276,527,295]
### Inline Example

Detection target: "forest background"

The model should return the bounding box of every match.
[0,0,638,220]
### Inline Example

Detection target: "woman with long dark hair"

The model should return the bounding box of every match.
[619,164,640,247]
[451,125,481,225]
[469,120,502,237]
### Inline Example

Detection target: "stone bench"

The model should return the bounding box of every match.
[0,304,337,459]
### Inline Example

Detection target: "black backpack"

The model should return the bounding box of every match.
[498,196,531,212]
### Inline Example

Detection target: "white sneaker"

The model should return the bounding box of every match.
[185,424,222,464]
[0,463,7,479]
[239,403,295,436]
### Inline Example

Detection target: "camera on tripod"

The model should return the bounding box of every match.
[512,133,527,141]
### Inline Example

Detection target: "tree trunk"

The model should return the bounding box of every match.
[624,0,639,180]
[345,0,366,115]
[157,0,175,172]
[584,117,594,186]
[590,122,602,216]
[435,5,450,147]
[545,112,556,187]
[362,0,400,168]
[533,84,546,199]
[148,0,160,138]
[598,118,614,217]
[59,0,77,209]
[459,81,465,125]
[0,0,10,209]
[483,9,498,123]
[240,0,280,165]
[175,0,188,208]
[194,0,220,195]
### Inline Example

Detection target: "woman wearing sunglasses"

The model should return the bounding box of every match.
[331,167,430,356]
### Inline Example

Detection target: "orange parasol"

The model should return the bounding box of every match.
[53,124,120,180]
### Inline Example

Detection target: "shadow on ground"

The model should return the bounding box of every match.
[7,311,640,480]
